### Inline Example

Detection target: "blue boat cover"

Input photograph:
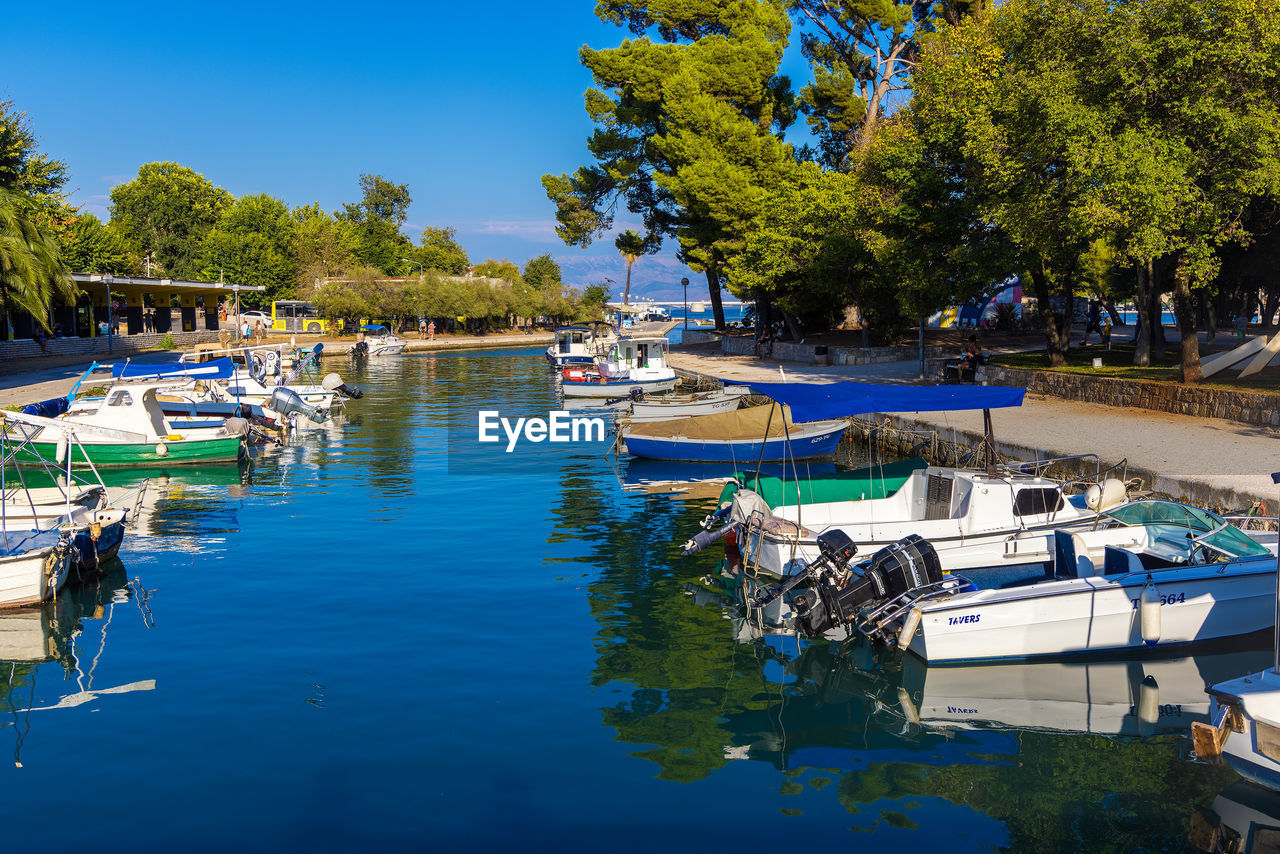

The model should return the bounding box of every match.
[733,381,1025,423]
[21,396,69,418]
[112,357,235,380]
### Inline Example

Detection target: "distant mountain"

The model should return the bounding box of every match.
[557,252,709,302]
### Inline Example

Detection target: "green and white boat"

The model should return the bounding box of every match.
[6,379,246,468]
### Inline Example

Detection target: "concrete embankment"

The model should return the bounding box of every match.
[668,347,1280,509]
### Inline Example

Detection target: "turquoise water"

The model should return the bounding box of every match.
[0,347,1267,851]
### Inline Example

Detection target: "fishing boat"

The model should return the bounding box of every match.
[621,404,847,462]
[545,322,617,367]
[686,381,1124,579]
[0,531,73,607]
[357,324,407,356]
[7,378,246,467]
[560,336,678,397]
[761,499,1276,664]
[625,386,750,422]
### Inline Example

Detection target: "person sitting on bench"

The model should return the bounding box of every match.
[956,335,983,381]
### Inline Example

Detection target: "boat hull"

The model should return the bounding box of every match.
[624,420,845,462]
[561,377,678,398]
[628,396,740,421]
[16,435,244,468]
[0,545,70,608]
[908,559,1275,664]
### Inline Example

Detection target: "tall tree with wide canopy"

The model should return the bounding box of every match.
[337,174,413,273]
[0,188,75,338]
[543,0,797,330]
[109,162,231,279]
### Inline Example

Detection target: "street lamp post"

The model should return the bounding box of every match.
[681,277,689,330]
[103,275,114,354]
[401,258,424,276]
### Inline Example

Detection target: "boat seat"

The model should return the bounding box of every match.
[1053,530,1095,578]
[1103,545,1146,575]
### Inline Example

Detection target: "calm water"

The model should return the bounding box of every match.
[0,347,1270,851]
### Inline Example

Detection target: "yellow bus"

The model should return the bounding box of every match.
[271,301,329,334]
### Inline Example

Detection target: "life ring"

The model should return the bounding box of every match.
[264,350,280,375]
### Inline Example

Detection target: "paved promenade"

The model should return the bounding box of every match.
[668,346,1280,508]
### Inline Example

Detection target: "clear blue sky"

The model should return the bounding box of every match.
[3,1,814,301]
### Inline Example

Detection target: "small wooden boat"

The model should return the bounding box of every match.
[627,386,750,422]
[621,405,847,462]
[0,530,72,607]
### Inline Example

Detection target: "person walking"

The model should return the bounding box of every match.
[427,320,436,340]
[1082,299,1103,345]
[419,319,427,339]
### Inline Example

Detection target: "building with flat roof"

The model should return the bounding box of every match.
[5,273,264,340]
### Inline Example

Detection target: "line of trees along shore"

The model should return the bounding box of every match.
[546,0,1280,381]
[0,102,600,335]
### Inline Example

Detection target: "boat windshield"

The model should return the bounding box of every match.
[1105,500,1270,559]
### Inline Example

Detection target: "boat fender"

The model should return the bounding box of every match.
[1139,579,1161,646]
[55,436,68,464]
[681,522,734,557]
[897,687,921,725]
[224,417,251,436]
[322,372,363,399]
[723,528,742,570]
[897,608,923,651]
[155,443,168,457]
[90,521,102,541]
[1137,674,1159,737]
[1086,478,1128,513]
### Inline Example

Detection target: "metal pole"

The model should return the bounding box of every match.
[918,317,925,379]
[983,408,997,476]
[1272,471,1280,674]
[682,277,689,330]
[104,275,114,354]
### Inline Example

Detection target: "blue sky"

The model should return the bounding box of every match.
[2,1,814,301]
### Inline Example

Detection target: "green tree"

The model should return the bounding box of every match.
[108,162,231,279]
[337,174,413,272]
[290,202,360,292]
[197,193,297,307]
[0,188,76,338]
[544,0,797,330]
[613,229,648,307]
[0,100,68,212]
[472,259,521,282]
[413,226,469,274]
[522,252,562,291]
[56,211,133,275]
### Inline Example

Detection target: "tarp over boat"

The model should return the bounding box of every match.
[717,456,929,508]
[730,381,1026,423]
[624,404,828,441]
[112,357,235,381]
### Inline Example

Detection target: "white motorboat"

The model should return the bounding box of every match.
[357,324,407,356]
[545,322,617,367]
[769,499,1277,664]
[1201,668,1280,791]
[560,336,678,397]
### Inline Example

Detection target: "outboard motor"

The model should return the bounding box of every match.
[268,387,327,424]
[791,533,943,638]
[351,341,369,360]
[322,372,363,400]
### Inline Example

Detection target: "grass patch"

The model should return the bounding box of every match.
[990,344,1280,393]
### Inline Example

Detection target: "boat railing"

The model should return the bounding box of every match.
[853,578,970,644]
[1222,512,1278,532]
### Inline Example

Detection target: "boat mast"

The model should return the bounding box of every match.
[982,408,997,476]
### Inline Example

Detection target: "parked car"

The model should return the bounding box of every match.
[239,311,270,324]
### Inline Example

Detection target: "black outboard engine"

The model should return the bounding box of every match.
[322,372,363,399]
[792,533,942,638]
[269,387,327,424]
[628,387,645,401]
[351,340,369,359]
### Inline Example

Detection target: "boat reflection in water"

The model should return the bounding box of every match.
[1,561,156,766]
[1191,782,1280,854]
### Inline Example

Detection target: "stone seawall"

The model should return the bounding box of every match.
[0,330,222,361]
[981,363,1280,429]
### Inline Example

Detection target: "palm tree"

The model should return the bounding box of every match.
[614,229,646,309]
[0,188,74,339]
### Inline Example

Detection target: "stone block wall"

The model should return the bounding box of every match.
[981,363,1280,428]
